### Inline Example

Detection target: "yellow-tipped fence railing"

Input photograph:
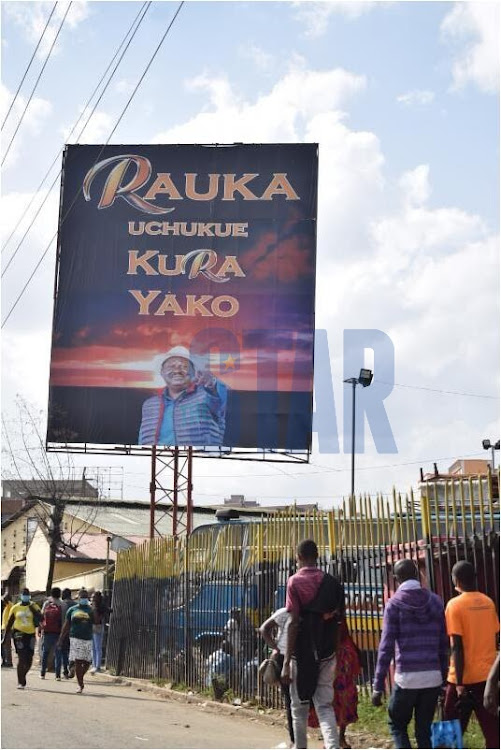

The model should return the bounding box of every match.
[107,474,499,703]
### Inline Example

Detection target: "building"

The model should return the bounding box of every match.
[1,496,288,594]
[448,459,491,476]
[1,478,99,524]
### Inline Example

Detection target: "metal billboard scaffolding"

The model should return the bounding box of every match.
[45,443,311,538]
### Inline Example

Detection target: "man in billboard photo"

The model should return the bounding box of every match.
[138,346,228,446]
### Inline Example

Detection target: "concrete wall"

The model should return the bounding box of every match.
[53,567,106,595]
[24,525,50,593]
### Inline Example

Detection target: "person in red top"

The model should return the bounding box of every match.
[444,560,500,749]
[281,539,344,749]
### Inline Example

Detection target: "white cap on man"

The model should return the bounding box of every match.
[161,346,195,368]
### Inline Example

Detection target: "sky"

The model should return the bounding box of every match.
[1,0,499,507]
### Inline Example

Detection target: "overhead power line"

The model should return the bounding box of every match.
[1,2,58,130]
[1,1,185,328]
[2,1,152,277]
[2,2,73,167]
[375,379,499,400]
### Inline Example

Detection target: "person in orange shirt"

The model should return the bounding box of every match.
[444,561,500,748]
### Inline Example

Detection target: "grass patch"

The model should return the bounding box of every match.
[354,694,485,749]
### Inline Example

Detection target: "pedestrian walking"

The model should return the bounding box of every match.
[60,588,76,678]
[371,559,448,749]
[260,607,294,747]
[281,539,345,750]
[443,560,500,749]
[90,591,108,673]
[1,593,14,668]
[309,618,361,749]
[1,588,41,689]
[58,588,94,693]
[39,587,63,680]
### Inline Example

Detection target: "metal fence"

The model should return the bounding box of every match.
[106,474,499,705]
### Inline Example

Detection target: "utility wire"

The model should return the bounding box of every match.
[2,2,152,276]
[117,451,487,481]
[104,1,184,143]
[375,379,499,400]
[1,2,58,130]
[2,1,185,328]
[2,2,72,166]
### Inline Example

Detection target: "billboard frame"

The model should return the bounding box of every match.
[47,142,317,465]
[45,442,311,463]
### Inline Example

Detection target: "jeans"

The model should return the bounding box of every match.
[290,657,339,749]
[92,629,103,670]
[388,684,440,749]
[444,681,500,750]
[41,632,62,677]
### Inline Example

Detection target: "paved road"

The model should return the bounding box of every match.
[1,668,291,749]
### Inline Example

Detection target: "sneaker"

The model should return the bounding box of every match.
[63,671,69,679]
[90,667,97,674]
[17,684,25,690]
[39,674,45,680]
[76,686,84,694]
[55,676,61,681]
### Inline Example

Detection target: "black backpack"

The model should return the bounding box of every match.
[295,573,345,701]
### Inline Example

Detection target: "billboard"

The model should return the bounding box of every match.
[47,144,318,450]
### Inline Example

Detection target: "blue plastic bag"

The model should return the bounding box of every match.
[431,718,463,749]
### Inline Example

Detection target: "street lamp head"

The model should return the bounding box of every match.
[358,368,373,387]
[495,440,500,451]
[482,439,492,450]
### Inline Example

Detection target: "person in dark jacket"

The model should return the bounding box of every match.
[60,588,76,678]
[372,559,448,749]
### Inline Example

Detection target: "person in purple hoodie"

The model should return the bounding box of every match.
[371,559,448,749]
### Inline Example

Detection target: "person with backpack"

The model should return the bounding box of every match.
[1,588,41,689]
[57,588,94,693]
[281,539,345,749]
[39,587,63,680]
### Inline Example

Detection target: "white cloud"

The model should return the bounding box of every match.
[441,2,499,93]
[238,44,274,73]
[157,67,366,145]
[3,1,90,57]
[399,164,431,207]
[292,1,379,38]
[397,89,435,107]
[115,78,136,95]
[1,82,52,168]
[62,106,113,144]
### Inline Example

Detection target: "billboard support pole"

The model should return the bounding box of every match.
[187,446,193,535]
[149,446,193,539]
[149,445,157,540]
[173,447,179,539]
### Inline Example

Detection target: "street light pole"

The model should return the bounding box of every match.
[351,378,356,502]
[482,438,500,470]
[344,369,373,516]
